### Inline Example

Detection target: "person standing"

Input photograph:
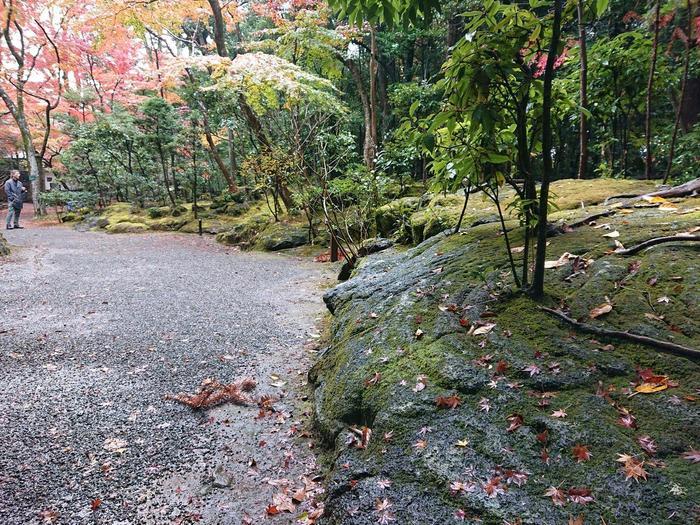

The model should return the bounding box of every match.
[4,170,27,230]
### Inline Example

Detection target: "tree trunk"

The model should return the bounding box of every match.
[207,0,228,57]
[227,127,239,189]
[367,25,379,170]
[532,0,563,298]
[645,1,661,180]
[0,87,41,214]
[346,59,374,170]
[664,0,694,183]
[577,0,589,180]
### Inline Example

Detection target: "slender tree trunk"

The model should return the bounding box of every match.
[645,1,661,180]
[206,0,271,153]
[228,127,239,189]
[532,0,563,298]
[367,25,379,170]
[664,0,694,183]
[577,0,589,180]
[345,59,374,170]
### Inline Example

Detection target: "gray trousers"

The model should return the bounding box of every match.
[6,204,20,227]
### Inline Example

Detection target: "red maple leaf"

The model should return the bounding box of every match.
[506,413,524,432]
[637,435,657,455]
[483,476,506,498]
[435,394,461,409]
[567,487,594,505]
[496,360,509,375]
[544,486,566,506]
[572,444,592,463]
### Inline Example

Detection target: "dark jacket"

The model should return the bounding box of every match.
[4,178,25,209]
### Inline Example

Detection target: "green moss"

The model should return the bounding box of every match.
[0,233,9,256]
[313,183,700,524]
[105,221,149,234]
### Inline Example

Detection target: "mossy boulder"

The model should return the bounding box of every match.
[0,233,9,256]
[375,197,420,239]
[170,205,187,217]
[105,221,149,234]
[215,214,271,246]
[312,184,700,524]
[222,202,251,217]
[409,195,466,244]
[255,222,309,251]
[146,206,169,219]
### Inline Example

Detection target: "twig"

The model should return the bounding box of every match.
[614,235,700,256]
[539,307,699,359]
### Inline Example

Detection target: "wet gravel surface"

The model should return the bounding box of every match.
[0,223,334,525]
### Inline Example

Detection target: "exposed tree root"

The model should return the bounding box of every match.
[566,209,618,229]
[604,177,700,205]
[539,307,699,359]
[166,377,257,409]
[614,234,700,256]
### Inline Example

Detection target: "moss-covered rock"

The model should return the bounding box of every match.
[255,221,309,251]
[409,194,466,244]
[146,206,169,219]
[379,179,663,246]
[170,205,187,217]
[375,197,420,239]
[215,214,271,246]
[221,202,251,217]
[312,184,700,525]
[105,221,149,234]
[0,233,9,256]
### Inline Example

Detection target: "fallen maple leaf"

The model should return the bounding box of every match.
[506,413,524,432]
[483,476,506,498]
[619,455,648,482]
[450,480,477,495]
[415,328,424,339]
[568,516,584,525]
[536,430,549,444]
[544,486,566,506]
[602,230,620,238]
[413,439,427,451]
[503,469,528,486]
[496,360,509,374]
[634,383,668,394]
[589,303,613,319]
[377,479,392,490]
[572,444,592,463]
[364,372,381,388]
[567,487,594,505]
[478,397,491,413]
[435,394,461,409]
[90,499,101,511]
[681,449,700,463]
[617,412,637,429]
[472,323,496,336]
[551,409,568,418]
[522,364,541,377]
[637,435,657,455]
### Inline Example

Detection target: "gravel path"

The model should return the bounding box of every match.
[0,221,334,525]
